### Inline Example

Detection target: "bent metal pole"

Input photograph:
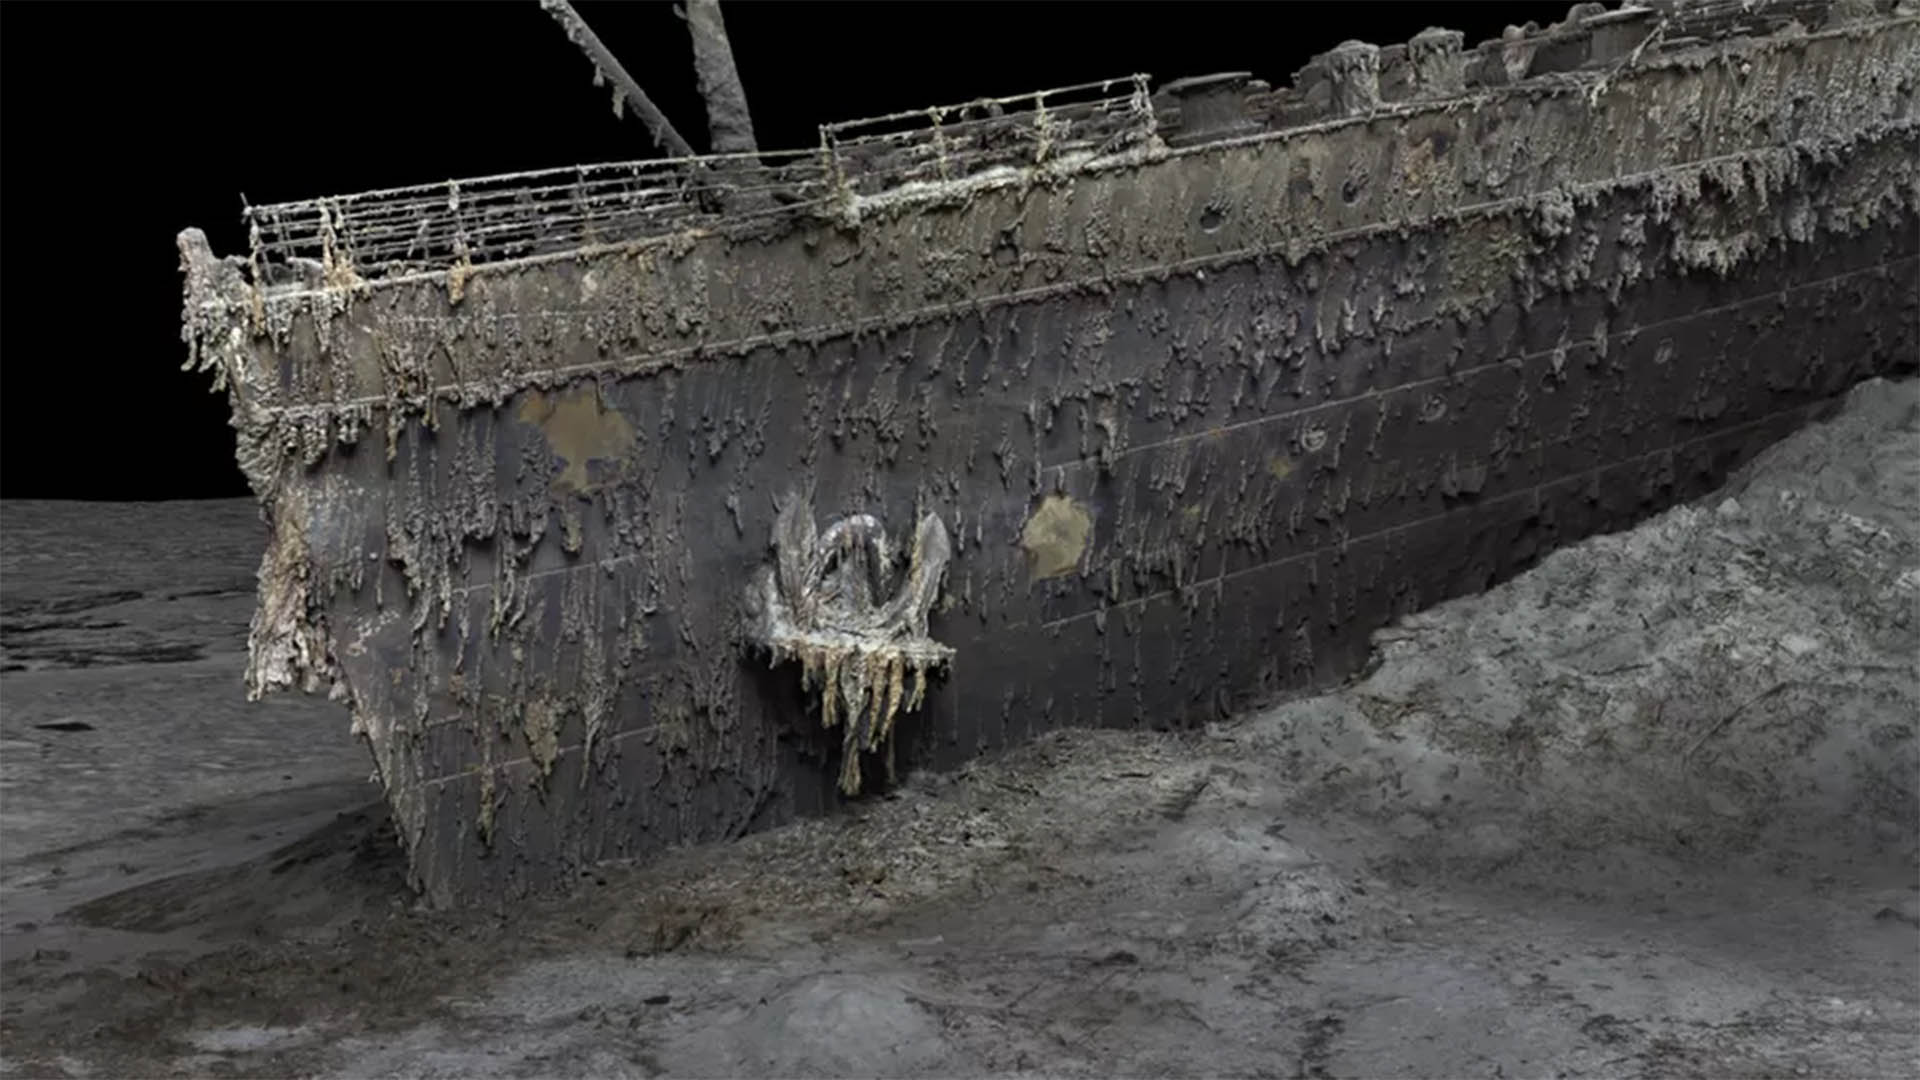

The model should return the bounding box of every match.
[539,0,696,158]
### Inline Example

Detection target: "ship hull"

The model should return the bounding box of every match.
[182,8,1920,905]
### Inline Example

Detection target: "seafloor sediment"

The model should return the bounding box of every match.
[2,376,1912,1078]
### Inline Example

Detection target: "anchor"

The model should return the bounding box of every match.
[747,495,954,793]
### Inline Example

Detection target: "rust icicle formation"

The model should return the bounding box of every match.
[749,498,954,794]
[178,0,1920,904]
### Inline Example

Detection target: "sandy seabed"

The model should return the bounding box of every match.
[2,379,1915,1079]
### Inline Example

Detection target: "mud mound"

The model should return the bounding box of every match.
[67,802,407,941]
[688,972,953,1078]
[1253,376,1920,880]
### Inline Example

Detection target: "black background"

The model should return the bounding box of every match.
[0,0,1566,501]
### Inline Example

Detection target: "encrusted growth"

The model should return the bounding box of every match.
[749,497,954,794]
[173,0,1920,904]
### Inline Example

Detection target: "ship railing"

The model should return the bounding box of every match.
[814,74,1157,201]
[241,74,1159,286]
[242,148,837,285]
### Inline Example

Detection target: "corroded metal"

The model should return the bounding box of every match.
[1161,72,1261,146]
[682,0,759,156]
[539,0,694,157]
[180,0,1920,906]
[748,499,954,795]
